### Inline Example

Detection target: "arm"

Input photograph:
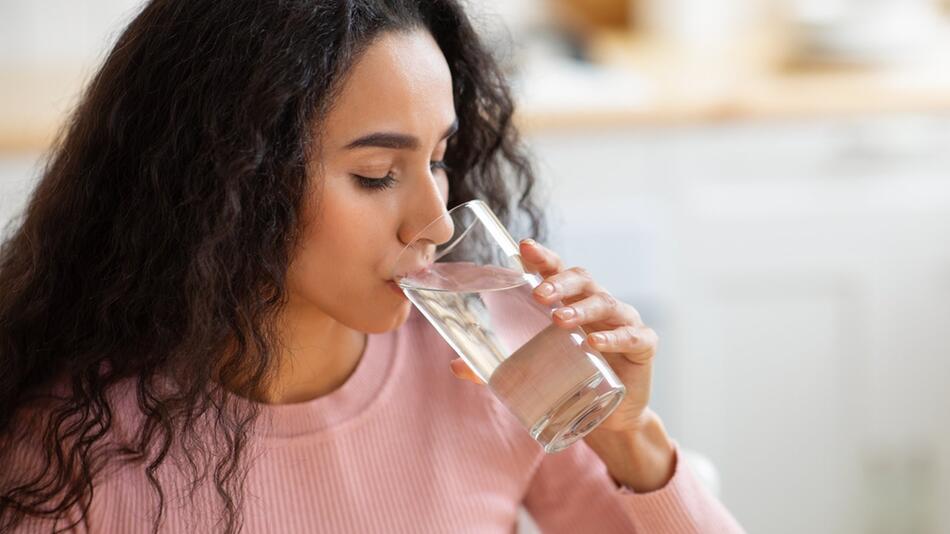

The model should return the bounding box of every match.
[451,240,746,532]
[582,408,677,493]
[522,428,745,534]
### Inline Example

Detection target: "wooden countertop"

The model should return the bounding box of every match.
[516,30,950,133]
[0,65,90,153]
[4,31,950,152]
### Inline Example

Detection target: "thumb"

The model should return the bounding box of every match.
[449,358,485,385]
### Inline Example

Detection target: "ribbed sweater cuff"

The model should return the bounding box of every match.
[611,442,745,533]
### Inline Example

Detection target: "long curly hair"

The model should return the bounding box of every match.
[0,1,547,532]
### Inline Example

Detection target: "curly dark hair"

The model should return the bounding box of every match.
[0,0,548,532]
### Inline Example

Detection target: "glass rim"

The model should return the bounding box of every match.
[390,198,489,282]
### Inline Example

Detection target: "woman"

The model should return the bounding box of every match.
[0,1,744,532]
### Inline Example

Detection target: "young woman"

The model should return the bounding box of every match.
[0,1,744,532]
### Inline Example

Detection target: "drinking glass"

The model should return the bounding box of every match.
[391,199,626,453]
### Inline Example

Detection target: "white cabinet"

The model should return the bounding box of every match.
[526,113,950,533]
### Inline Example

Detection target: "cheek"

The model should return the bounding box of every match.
[287,204,411,331]
[287,187,391,301]
[297,212,369,282]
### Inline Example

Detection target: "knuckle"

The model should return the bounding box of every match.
[645,327,659,345]
[631,308,643,324]
[599,292,619,310]
[569,266,591,279]
[636,326,659,350]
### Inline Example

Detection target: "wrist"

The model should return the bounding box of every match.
[583,408,677,493]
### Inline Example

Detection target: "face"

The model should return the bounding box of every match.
[287,29,457,333]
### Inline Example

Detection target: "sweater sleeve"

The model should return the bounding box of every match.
[522,438,745,533]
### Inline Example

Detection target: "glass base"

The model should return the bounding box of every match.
[530,374,626,453]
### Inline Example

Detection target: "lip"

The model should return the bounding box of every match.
[387,280,407,299]
[391,248,435,285]
[401,264,432,279]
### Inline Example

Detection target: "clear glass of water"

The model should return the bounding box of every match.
[390,199,626,453]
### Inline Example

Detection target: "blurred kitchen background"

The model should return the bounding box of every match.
[2,1,950,532]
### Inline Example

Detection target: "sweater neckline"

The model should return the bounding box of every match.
[238,324,400,439]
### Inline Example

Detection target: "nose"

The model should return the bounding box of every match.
[397,171,454,249]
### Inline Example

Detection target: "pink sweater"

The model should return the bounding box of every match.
[10,307,743,533]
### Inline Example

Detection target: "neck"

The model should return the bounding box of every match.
[268,301,367,404]
[220,299,367,405]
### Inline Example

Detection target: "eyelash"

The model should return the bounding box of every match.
[353,161,451,191]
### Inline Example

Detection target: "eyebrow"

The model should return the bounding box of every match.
[343,118,459,151]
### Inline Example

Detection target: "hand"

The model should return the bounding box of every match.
[449,238,658,434]
[450,238,677,490]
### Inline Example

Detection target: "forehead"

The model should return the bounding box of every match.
[323,30,455,149]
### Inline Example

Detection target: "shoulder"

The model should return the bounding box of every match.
[0,376,139,522]
[2,375,144,472]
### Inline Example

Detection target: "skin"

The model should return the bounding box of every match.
[451,239,676,492]
[267,29,456,404]
[268,28,676,492]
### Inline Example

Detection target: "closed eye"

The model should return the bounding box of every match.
[352,160,451,191]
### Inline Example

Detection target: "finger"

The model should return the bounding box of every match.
[532,266,603,305]
[450,358,484,385]
[519,239,564,278]
[551,291,642,328]
[587,325,658,363]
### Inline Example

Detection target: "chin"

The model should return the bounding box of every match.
[389,301,413,329]
[364,300,412,334]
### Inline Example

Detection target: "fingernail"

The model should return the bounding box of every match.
[555,307,575,320]
[523,238,537,247]
[535,282,554,296]
[591,333,607,344]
